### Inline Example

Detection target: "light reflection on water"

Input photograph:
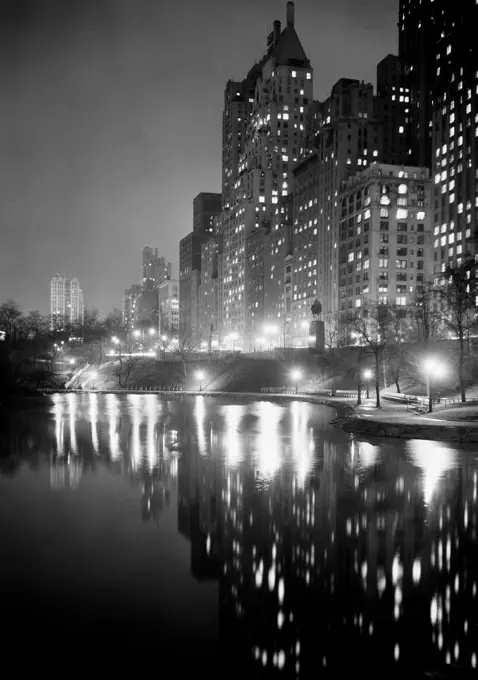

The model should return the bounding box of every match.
[0,393,478,676]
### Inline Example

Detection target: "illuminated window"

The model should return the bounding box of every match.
[397,209,408,220]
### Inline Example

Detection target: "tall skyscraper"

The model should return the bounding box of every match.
[291,78,383,339]
[430,1,478,279]
[123,283,142,331]
[180,193,222,342]
[141,246,171,288]
[376,54,412,167]
[220,2,313,348]
[193,193,221,234]
[50,273,84,328]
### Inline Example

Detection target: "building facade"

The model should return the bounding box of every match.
[431,1,478,281]
[50,273,84,328]
[158,279,179,335]
[338,163,432,314]
[291,79,384,342]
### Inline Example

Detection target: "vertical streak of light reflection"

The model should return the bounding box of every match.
[128,394,142,470]
[147,397,158,470]
[223,404,245,468]
[195,396,207,457]
[89,393,99,454]
[67,393,77,454]
[107,394,121,461]
[53,394,64,456]
[291,401,313,488]
[256,402,281,477]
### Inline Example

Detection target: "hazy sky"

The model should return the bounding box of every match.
[0,0,398,315]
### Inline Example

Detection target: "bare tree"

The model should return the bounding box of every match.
[410,281,443,347]
[384,305,413,394]
[346,303,393,408]
[170,333,199,378]
[113,341,142,389]
[324,313,348,350]
[434,259,478,402]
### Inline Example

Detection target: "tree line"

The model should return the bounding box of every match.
[319,258,478,406]
[0,300,123,396]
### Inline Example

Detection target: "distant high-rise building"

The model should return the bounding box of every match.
[180,195,221,342]
[50,273,84,328]
[158,279,179,334]
[141,246,171,289]
[123,284,142,331]
[136,247,172,328]
[193,193,222,234]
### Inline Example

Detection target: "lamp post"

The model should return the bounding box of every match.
[363,369,373,399]
[423,358,446,414]
[291,369,302,394]
[91,369,97,391]
[230,332,239,352]
[196,370,204,392]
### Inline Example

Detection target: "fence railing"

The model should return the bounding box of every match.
[260,387,367,398]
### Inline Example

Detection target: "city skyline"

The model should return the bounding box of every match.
[0,0,398,315]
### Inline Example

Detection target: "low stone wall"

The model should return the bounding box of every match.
[341,417,478,444]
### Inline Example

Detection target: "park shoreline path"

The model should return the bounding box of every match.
[40,388,478,444]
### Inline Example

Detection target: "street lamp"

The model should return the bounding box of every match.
[291,368,302,394]
[196,370,205,392]
[230,331,239,351]
[423,358,446,413]
[149,328,156,336]
[133,329,141,338]
[90,369,98,390]
[112,336,120,345]
[363,369,373,399]
[69,358,76,366]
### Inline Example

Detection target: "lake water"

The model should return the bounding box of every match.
[0,394,477,677]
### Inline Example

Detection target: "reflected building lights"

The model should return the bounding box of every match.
[89,394,99,454]
[67,392,77,454]
[147,396,158,470]
[128,394,142,468]
[255,402,281,478]
[195,396,208,457]
[107,394,121,461]
[223,404,245,468]
[53,394,64,456]
[408,440,457,505]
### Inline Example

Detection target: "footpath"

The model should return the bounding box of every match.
[341,399,478,444]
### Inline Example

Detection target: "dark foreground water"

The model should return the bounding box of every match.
[0,394,477,677]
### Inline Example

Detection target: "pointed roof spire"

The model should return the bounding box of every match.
[270,3,310,68]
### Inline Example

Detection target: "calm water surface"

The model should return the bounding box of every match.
[0,394,477,677]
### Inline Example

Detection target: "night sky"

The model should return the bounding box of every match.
[0,0,398,315]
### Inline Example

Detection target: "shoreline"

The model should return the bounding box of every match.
[8,390,478,443]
